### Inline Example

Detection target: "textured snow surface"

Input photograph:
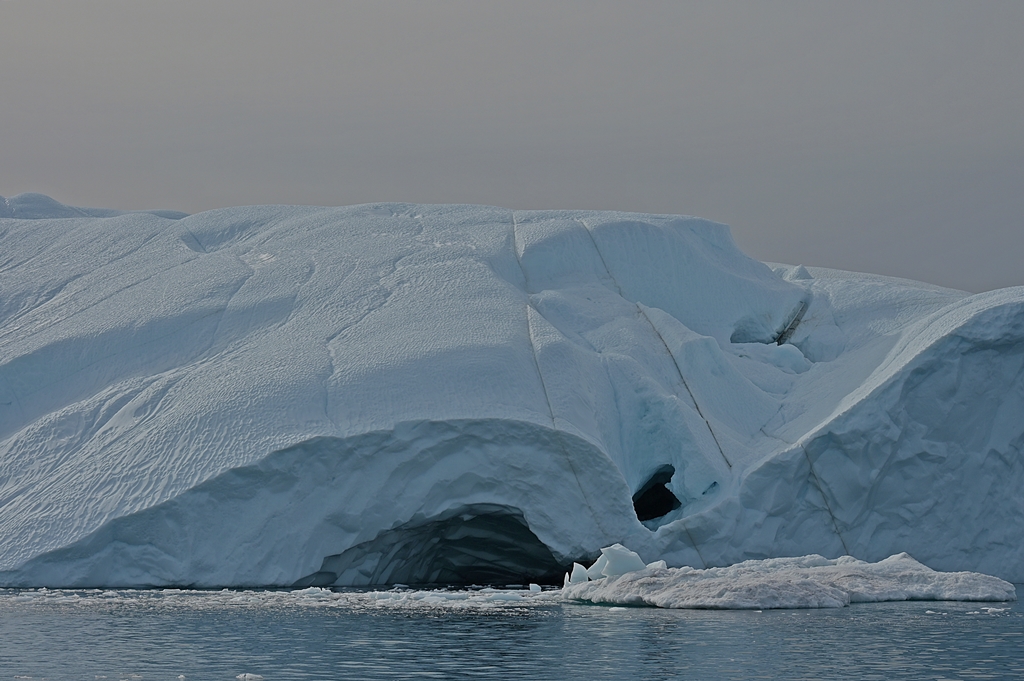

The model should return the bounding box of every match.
[1,194,1022,587]
[562,549,1016,609]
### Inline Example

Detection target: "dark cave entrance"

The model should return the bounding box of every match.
[294,504,567,587]
[632,465,681,522]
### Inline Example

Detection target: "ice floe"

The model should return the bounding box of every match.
[562,547,1017,609]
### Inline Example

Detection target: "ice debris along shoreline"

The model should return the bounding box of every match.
[1,584,558,612]
[1,194,1023,588]
[2,548,1014,613]
[561,545,1017,609]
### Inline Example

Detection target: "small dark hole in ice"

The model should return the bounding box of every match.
[633,465,681,522]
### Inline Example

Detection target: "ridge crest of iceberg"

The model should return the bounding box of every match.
[0,192,187,220]
[0,199,1021,586]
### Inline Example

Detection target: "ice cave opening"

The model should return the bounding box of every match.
[294,504,568,587]
[633,465,682,523]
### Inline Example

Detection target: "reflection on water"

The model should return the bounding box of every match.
[0,586,1020,680]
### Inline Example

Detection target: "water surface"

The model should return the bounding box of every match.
[1,586,1020,680]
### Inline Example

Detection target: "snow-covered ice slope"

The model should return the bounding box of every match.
[0,194,1021,587]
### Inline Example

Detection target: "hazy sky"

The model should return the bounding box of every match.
[2,1,1022,291]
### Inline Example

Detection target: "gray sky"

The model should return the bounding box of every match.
[2,1,1022,292]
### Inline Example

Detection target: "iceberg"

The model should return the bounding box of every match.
[0,194,1022,588]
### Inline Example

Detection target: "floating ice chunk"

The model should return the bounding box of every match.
[646,560,668,570]
[477,591,524,602]
[585,544,648,579]
[563,553,1016,609]
[569,562,589,584]
[585,554,609,580]
[529,583,542,592]
[236,675,264,681]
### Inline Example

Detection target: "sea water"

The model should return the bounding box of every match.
[1,586,1020,680]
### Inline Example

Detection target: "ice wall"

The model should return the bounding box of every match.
[0,194,1021,587]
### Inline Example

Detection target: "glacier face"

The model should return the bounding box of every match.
[0,194,1021,587]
